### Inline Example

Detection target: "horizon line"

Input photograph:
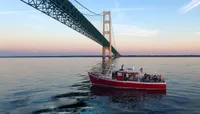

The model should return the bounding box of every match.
[0,54,200,58]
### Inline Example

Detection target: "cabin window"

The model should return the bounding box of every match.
[117,72,122,76]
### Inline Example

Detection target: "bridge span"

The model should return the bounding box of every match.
[21,0,121,58]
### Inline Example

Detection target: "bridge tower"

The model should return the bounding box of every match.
[103,11,112,59]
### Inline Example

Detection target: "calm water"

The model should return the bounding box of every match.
[0,57,200,114]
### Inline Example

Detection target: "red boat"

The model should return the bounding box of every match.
[88,65,166,90]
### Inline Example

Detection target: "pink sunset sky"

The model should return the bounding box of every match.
[0,0,200,56]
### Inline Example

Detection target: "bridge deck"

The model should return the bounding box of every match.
[21,0,120,56]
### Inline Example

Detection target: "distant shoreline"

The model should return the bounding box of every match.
[0,55,200,58]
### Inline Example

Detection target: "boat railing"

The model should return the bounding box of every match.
[91,68,113,78]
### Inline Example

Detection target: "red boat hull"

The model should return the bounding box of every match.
[89,72,166,90]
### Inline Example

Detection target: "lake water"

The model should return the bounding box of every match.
[0,57,200,114]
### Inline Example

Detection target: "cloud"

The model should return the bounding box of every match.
[112,0,144,12]
[90,21,159,37]
[0,10,38,15]
[114,24,159,37]
[110,0,145,24]
[195,32,200,35]
[180,0,200,14]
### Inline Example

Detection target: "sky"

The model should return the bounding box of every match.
[0,0,200,56]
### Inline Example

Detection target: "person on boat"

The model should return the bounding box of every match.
[120,64,124,71]
[112,71,117,79]
[125,73,129,81]
[158,75,161,82]
[143,73,150,82]
[145,75,150,82]
[150,75,154,82]
[140,68,144,73]
[160,75,165,82]
[153,75,158,82]
[128,74,134,81]
[138,68,144,82]
[141,73,146,82]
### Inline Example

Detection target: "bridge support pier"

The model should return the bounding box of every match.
[102,11,112,59]
[102,46,109,59]
[114,54,121,58]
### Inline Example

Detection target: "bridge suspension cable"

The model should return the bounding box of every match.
[73,0,117,49]
[82,13,103,16]
[73,0,103,16]
[73,0,118,55]
[112,25,117,50]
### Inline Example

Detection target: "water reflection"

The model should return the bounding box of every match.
[31,73,92,113]
[71,79,91,91]
[91,85,166,112]
[91,85,166,97]
[32,91,90,114]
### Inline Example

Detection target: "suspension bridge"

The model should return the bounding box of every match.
[20,0,121,58]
